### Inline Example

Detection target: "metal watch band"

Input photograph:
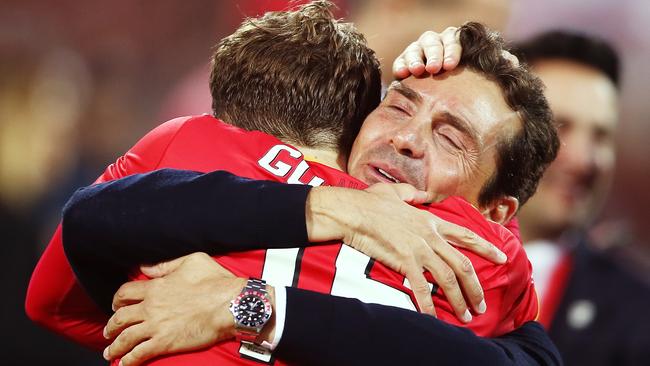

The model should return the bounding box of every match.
[247,278,268,295]
[232,278,271,343]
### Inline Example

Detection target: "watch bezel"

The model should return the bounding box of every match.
[230,289,273,329]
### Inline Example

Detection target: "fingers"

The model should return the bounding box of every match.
[390,184,431,205]
[402,41,426,76]
[105,304,144,340]
[393,45,425,79]
[392,55,410,80]
[438,222,507,264]
[119,339,158,366]
[418,31,444,74]
[113,280,149,310]
[406,189,432,205]
[404,265,436,317]
[432,239,486,315]
[393,27,463,79]
[424,253,472,323]
[366,183,431,205]
[440,27,461,71]
[104,322,150,361]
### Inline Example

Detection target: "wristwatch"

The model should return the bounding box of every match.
[229,278,273,343]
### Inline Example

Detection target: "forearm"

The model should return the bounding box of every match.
[276,287,562,366]
[64,168,311,255]
[62,168,311,312]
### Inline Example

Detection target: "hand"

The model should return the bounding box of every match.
[393,27,462,78]
[306,184,507,322]
[102,253,260,366]
[392,27,520,79]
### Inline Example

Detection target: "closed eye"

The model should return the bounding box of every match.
[439,132,462,149]
[388,104,410,115]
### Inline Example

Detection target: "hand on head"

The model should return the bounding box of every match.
[392,27,520,79]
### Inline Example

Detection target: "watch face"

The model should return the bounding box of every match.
[232,291,272,328]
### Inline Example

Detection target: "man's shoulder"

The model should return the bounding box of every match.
[551,238,650,363]
[428,197,532,279]
[572,240,650,303]
[134,115,230,153]
[430,197,537,329]
[159,114,249,140]
[429,197,532,282]
[148,115,286,173]
[429,197,520,250]
[557,237,650,334]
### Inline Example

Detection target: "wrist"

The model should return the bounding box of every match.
[305,187,352,242]
[214,277,246,341]
[229,278,275,343]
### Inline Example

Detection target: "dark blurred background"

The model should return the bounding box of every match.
[1,1,648,364]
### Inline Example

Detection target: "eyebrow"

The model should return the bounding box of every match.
[388,81,423,105]
[389,81,480,145]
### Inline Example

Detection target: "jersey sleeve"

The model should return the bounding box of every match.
[24,117,189,349]
[423,198,538,336]
[96,117,190,183]
[467,228,539,336]
[500,231,539,328]
[504,217,521,240]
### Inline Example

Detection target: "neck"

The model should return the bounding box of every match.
[294,145,346,171]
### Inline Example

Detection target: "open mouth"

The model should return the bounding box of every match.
[375,167,401,183]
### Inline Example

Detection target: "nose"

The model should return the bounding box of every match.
[391,122,425,159]
[561,128,598,177]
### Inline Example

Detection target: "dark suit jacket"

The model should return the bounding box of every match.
[549,238,650,365]
[277,287,560,365]
[63,168,562,365]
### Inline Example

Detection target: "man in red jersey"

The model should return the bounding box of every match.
[27,2,558,366]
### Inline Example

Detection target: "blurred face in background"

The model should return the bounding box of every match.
[519,59,618,241]
[0,48,88,211]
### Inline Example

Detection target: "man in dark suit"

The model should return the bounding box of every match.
[516,31,650,365]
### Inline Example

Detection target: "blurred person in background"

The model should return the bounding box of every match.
[0,2,282,364]
[0,35,103,365]
[515,31,650,365]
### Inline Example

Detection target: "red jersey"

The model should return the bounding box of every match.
[26,115,537,365]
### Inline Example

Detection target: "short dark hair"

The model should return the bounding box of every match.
[209,0,381,153]
[457,22,559,207]
[514,31,620,88]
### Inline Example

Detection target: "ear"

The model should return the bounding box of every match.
[481,196,519,225]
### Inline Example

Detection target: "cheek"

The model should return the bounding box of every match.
[353,114,394,150]
[554,127,575,160]
[424,157,463,193]
[439,151,495,202]
[595,145,616,174]
[360,113,393,140]
[348,117,387,170]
